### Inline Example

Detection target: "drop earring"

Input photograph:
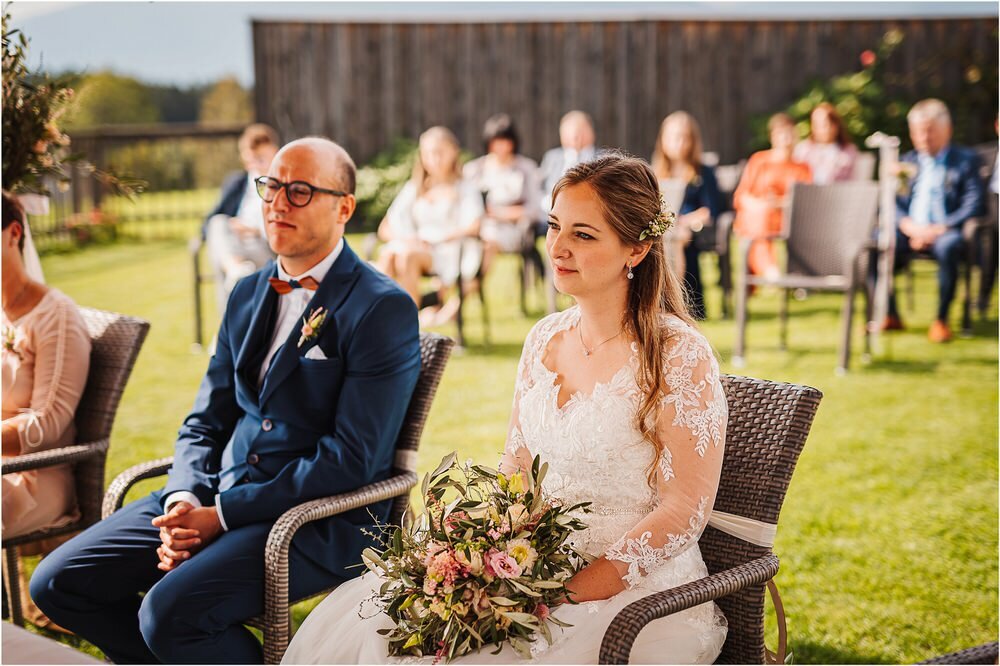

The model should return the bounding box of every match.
[626,261,634,280]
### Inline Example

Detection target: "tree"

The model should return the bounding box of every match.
[198,76,252,124]
[63,70,160,128]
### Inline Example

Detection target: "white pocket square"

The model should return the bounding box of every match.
[304,346,328,360]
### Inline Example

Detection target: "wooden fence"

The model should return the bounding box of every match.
[252,17,997,165]
[31,123,244,251]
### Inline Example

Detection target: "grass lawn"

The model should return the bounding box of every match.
[24,233,998,663]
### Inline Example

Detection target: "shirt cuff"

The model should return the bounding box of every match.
[214,494,230,532]
[164,491,202,512]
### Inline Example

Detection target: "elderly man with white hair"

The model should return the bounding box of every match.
[885,98,985,342]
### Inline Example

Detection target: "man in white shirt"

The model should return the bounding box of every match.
[32,138,422,664]
[204,124,280,311]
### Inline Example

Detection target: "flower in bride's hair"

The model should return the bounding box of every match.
[639,193,676,241]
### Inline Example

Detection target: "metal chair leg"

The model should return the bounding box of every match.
[191,239,204,350]
[778,288,790,351]
[733,276,749,367]
[838,285,856,375]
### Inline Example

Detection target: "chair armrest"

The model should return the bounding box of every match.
[1,439,108,475]
[598,553,779,664]
[102,456,174,519]
[261,471,418,664]
[919,641,999,665]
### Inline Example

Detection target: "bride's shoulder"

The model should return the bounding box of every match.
[659,313,718,363]
[524,306,579,346]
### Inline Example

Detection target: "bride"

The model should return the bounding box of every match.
[283,153,728,664]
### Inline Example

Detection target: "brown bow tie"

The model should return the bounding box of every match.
[268,275,320,295]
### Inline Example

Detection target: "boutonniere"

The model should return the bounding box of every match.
[298,307,327,348]
[2,325,24,362]
[896,162,917,197]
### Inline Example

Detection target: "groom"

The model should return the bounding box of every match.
[30,138,421,663]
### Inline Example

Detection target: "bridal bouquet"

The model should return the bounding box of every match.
[362,453,590,662]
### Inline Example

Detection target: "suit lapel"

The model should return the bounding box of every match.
[234,264,279,391]
[258,244,362,405]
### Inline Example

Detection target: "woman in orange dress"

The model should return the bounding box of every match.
[733,113,812,279]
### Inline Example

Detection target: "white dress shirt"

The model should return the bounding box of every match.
[164,240,345,530]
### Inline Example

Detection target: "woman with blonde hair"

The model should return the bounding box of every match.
[793,102,858,184]
[651,111,721,318]
[733,113,812,279]
[285,153,728,664]
[375,126,484,326]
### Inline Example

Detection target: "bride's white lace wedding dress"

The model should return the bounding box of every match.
[283,307,728,664]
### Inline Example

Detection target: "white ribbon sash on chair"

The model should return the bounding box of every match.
[707,510,777,548]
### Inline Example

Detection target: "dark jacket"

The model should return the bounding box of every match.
[896,145,985,230]
[201,171,249,239]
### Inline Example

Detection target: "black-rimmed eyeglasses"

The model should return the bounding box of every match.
[254,176,348,208]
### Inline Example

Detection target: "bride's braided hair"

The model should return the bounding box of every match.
[552,152,694,484]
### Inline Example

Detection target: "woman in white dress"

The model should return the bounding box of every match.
[375,126,484,326]
[284,153,728,664]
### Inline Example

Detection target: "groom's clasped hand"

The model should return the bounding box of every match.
[151,501,220,571]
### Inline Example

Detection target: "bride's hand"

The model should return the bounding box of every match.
[563,557,625,603]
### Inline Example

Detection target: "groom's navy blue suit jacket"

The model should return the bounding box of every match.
[163,242,421,578]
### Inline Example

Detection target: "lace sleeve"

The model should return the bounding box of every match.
[604,323,727,588]
[498,321,540,477]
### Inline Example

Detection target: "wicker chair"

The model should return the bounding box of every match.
[734,182,880,373]
[1,308,150,626]
[919,641,999,665]
[599,374,822,664]
[101,332,454,664]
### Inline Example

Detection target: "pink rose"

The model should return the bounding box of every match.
[533,603,550,621]
[484,550,522,579]
[301,324,314,337]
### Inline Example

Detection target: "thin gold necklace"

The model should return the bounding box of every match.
[578,323,623,357]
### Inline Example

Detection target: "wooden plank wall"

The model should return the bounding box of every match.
[253,18,997,165]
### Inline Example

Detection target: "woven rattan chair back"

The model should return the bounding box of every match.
[72,308,151,526]
[2,308,149,547]
[703,374,822,663]
[2,308,148,626]
[783,182,879,279]
[386,332,455,527]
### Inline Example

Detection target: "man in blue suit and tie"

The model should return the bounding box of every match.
[31,138,422,663]
[886,98,985,342]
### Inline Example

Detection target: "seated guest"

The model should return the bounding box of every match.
[2,191,90,540]
[204,123,280,311]
[375,126,484,326]
[793,102,859,184]
[539,110,599,214]
[733,113,812,280]
[651,110,721,319]
[30,138,421,664]
[463,113,543,277]
[884,98,984,342]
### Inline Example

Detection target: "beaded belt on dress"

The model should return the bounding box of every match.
[589,503,655,516]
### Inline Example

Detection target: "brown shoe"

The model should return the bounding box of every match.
[928,319,952,343]
[881,314,905,331]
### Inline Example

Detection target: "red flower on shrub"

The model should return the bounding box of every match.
[860,50,876,67]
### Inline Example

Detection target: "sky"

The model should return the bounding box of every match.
[6,1,998,87]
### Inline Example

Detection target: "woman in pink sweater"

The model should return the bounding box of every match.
[2,191,91,540]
